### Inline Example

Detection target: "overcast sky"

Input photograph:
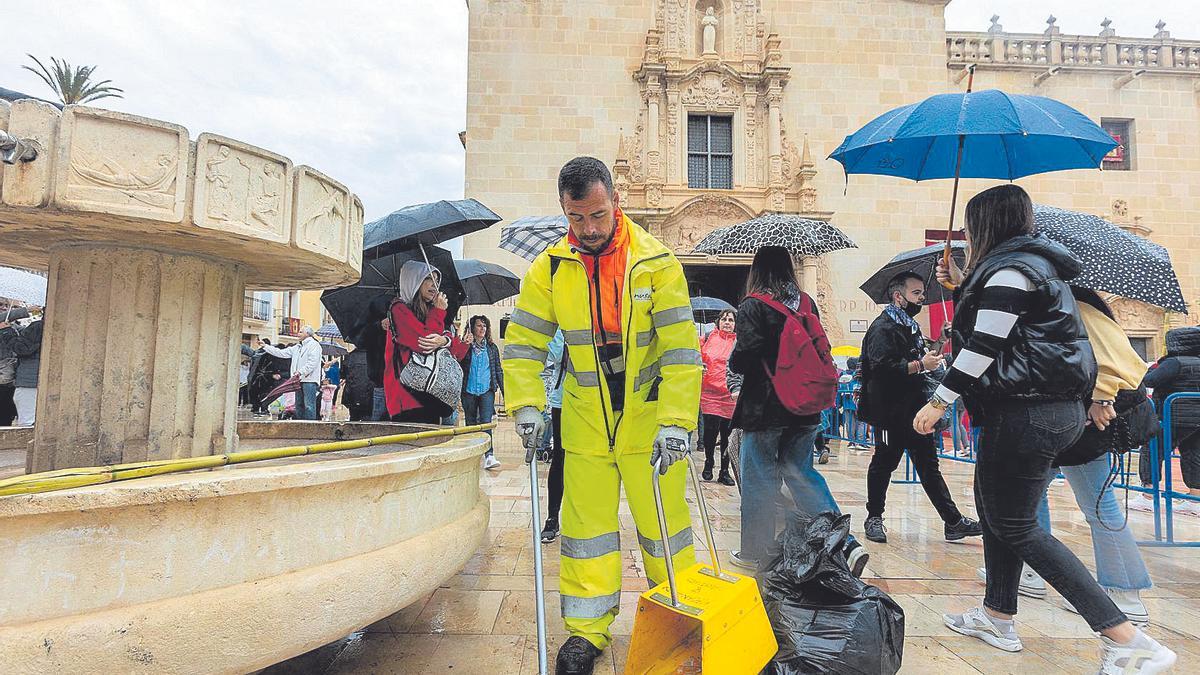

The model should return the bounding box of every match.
[2,1,1196,257]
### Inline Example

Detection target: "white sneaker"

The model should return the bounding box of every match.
[483,454,500,470]
[1064,588,1150,627]
[943,606,1023,652]
[1128,494,1155,514]
[976,565,1047,600]
[1097,631,1176,674]
[1172,499,1200,517]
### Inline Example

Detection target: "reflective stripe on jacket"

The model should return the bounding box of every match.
[503,214,701,455]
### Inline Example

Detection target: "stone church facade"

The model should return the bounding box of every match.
[462,0,1200,356]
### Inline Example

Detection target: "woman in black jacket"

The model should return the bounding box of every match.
[923,185,1175,672]
[725,246,869,578]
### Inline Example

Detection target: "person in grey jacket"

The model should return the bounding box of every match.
[0,317,43,426]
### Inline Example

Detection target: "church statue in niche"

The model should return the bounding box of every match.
[618,0,842,333]
[701,7,718,56]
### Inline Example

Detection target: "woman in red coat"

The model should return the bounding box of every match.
[700,309,738,485]
[383,260,468,423]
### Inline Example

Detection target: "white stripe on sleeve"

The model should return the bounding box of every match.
[985,268,1035,291]
[975,309,1020,338]
[952,348,993,378]
[934,384,960,404]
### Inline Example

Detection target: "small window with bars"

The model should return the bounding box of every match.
[687,115,733,189]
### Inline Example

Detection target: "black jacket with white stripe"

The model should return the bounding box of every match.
[950,236,1096,423]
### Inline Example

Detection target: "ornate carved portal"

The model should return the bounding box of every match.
[614,1,841,335]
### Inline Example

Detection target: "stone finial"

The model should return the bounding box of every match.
[1100,17,1115,38]
[615,130,628,163]
[988,15,1003,34]
[800,134,814,169]
[1045,15,1060,36]
[1155,20,1170,39]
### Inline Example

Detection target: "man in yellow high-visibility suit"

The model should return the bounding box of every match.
[503,157,702,674]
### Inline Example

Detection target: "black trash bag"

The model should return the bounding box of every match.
[759,511,905,675]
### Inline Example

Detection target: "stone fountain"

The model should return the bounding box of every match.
[0,100,489,673]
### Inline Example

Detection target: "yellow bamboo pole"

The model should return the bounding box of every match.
[0,423,497,498]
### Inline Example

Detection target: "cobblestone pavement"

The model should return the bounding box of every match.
[268,416,1200,674]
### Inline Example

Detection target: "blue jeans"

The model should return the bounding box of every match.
[739,424,856,560]
[296,382,319,421]
[462,389,496,454]
[370,387,387,421]
[1037,454,1152,591]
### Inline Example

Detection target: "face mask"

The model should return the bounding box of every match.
[903,300,923,318]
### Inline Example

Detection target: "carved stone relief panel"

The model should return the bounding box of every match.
[661,194,752,252]
[193,134,292,243]
[292,165,349,260]
[54,106,188,222]
[682,70,742,110]
[1109,296,1164,334]
[347,195,364,274]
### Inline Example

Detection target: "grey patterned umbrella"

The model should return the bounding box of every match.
[499,215,568,261]
[692,214,857,257]
[316,322,342,339]
[1034,205,1188,314]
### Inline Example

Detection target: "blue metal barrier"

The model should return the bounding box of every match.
[1140,392,1200,548]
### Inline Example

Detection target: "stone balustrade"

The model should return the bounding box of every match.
[947,17,1200,73]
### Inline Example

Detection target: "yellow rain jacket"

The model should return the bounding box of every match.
[503,214,701,454]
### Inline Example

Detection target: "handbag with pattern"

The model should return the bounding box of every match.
[400,348,463,409]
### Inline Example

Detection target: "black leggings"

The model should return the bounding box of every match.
[702,414,733,474]
[547,407,564,522]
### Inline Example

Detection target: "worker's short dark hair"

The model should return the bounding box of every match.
[887,272,924,300]
[558,156,614,201]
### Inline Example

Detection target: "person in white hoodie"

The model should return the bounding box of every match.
[260,326,324,420]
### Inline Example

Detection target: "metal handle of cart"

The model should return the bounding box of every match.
[651,453,739,611]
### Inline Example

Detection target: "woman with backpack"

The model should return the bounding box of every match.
[383,261,468,424]
[700,309,738,485]
[725,246,869,577]
[922,185,1175,672]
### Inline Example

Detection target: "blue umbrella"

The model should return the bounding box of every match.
[829,90,1117,182]
[830,67,1116,287]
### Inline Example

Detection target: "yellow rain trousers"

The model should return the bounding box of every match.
[561,451,694,650]
[502,213,702,649]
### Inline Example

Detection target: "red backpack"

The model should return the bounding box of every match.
[749,292,838,416]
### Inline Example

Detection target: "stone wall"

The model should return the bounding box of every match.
[463,2,1199,351]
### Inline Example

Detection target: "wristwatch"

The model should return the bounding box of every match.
[928,394,952,411]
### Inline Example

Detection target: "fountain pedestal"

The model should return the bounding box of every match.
[0,99,364,471]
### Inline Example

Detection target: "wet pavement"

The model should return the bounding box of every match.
[265,416,1200,674]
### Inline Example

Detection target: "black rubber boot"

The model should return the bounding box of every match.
[556,636,602,675]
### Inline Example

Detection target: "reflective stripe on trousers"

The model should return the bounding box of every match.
[559,450,694,650]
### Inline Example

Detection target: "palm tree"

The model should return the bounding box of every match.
[22,55,124,105]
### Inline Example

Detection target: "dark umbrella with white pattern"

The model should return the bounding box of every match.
[1034,204,1188,314]
[692,213,857,257]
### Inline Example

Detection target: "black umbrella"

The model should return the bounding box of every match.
[453,259,521,305]
[690,295,735,322]
[1034,205,1188,314]
[320,341,348,357]
[860,241,968,305]
[320,245,464,345]
[692,213,857,257]
[363,199,502,259]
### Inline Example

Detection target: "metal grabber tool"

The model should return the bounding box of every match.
[519,421,549,675]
